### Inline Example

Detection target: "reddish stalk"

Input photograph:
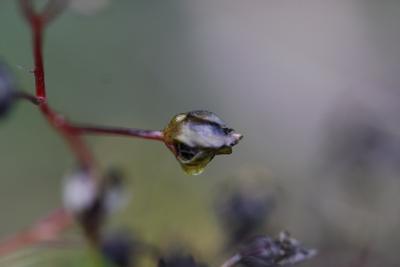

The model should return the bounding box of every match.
[14,91,40,105]
[0,209,72,256]
[72,125,164,141]
[15,91,164,143]
[39,103,95,169]
[0,0,92,256]
[20,0,94,169]
[0,0,166,257]
[31,16,46,100]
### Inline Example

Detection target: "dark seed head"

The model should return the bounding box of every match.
[217,192,273,246]
[101,231,136,267]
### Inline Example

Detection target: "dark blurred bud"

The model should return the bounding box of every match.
[0,62,16,118]
[102,168,127,215]
[238,232,316,267]
[325,109,387,172]
[63,168,127,243]
[216,169,278,248]
[163,110,243,175]
[62,169,103,241]
[63,168,127,215]
[158,254,208,267]
[101,231,136,267]
[217,192,274,246]
[63,170,97,215]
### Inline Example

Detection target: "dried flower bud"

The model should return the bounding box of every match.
[238,232,317,267]
[0,62,16,118]
[163,110,243,175]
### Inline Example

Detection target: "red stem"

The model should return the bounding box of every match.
[0,0,94,256]
[0,209,72,256]
[1,1,166,256]
[14,91,40,105]
[28,8,94,169]
[73,125,164,141]
[32,17,46,99]
[39,103,95,169]
[15,91,164,143]
[15,92,164,143]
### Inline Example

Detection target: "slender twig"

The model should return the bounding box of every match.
[19,0,35,24]
[0,0,167,256]
[41,0,68,24]
[0,208,72,256]
[220,254,242,267]
[40,103,95,169]
[15,91,164,142]
[14,91,40,105]
[31,17,46,100]
[0,0,94,255]
[19,0,94,169]
[72,125,164,141]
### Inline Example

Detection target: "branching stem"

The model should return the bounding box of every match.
[16,91,164,142]
[72,125,164,141]
[0,209,72,256]
[220,254,242,267]
[14,91,40,105]
[0,0,165,257]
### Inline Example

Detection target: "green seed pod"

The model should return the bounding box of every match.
[163,110,243,175]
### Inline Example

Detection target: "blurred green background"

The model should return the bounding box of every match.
[1,1,400,266]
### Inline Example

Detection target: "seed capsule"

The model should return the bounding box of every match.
[163,110,243,175]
